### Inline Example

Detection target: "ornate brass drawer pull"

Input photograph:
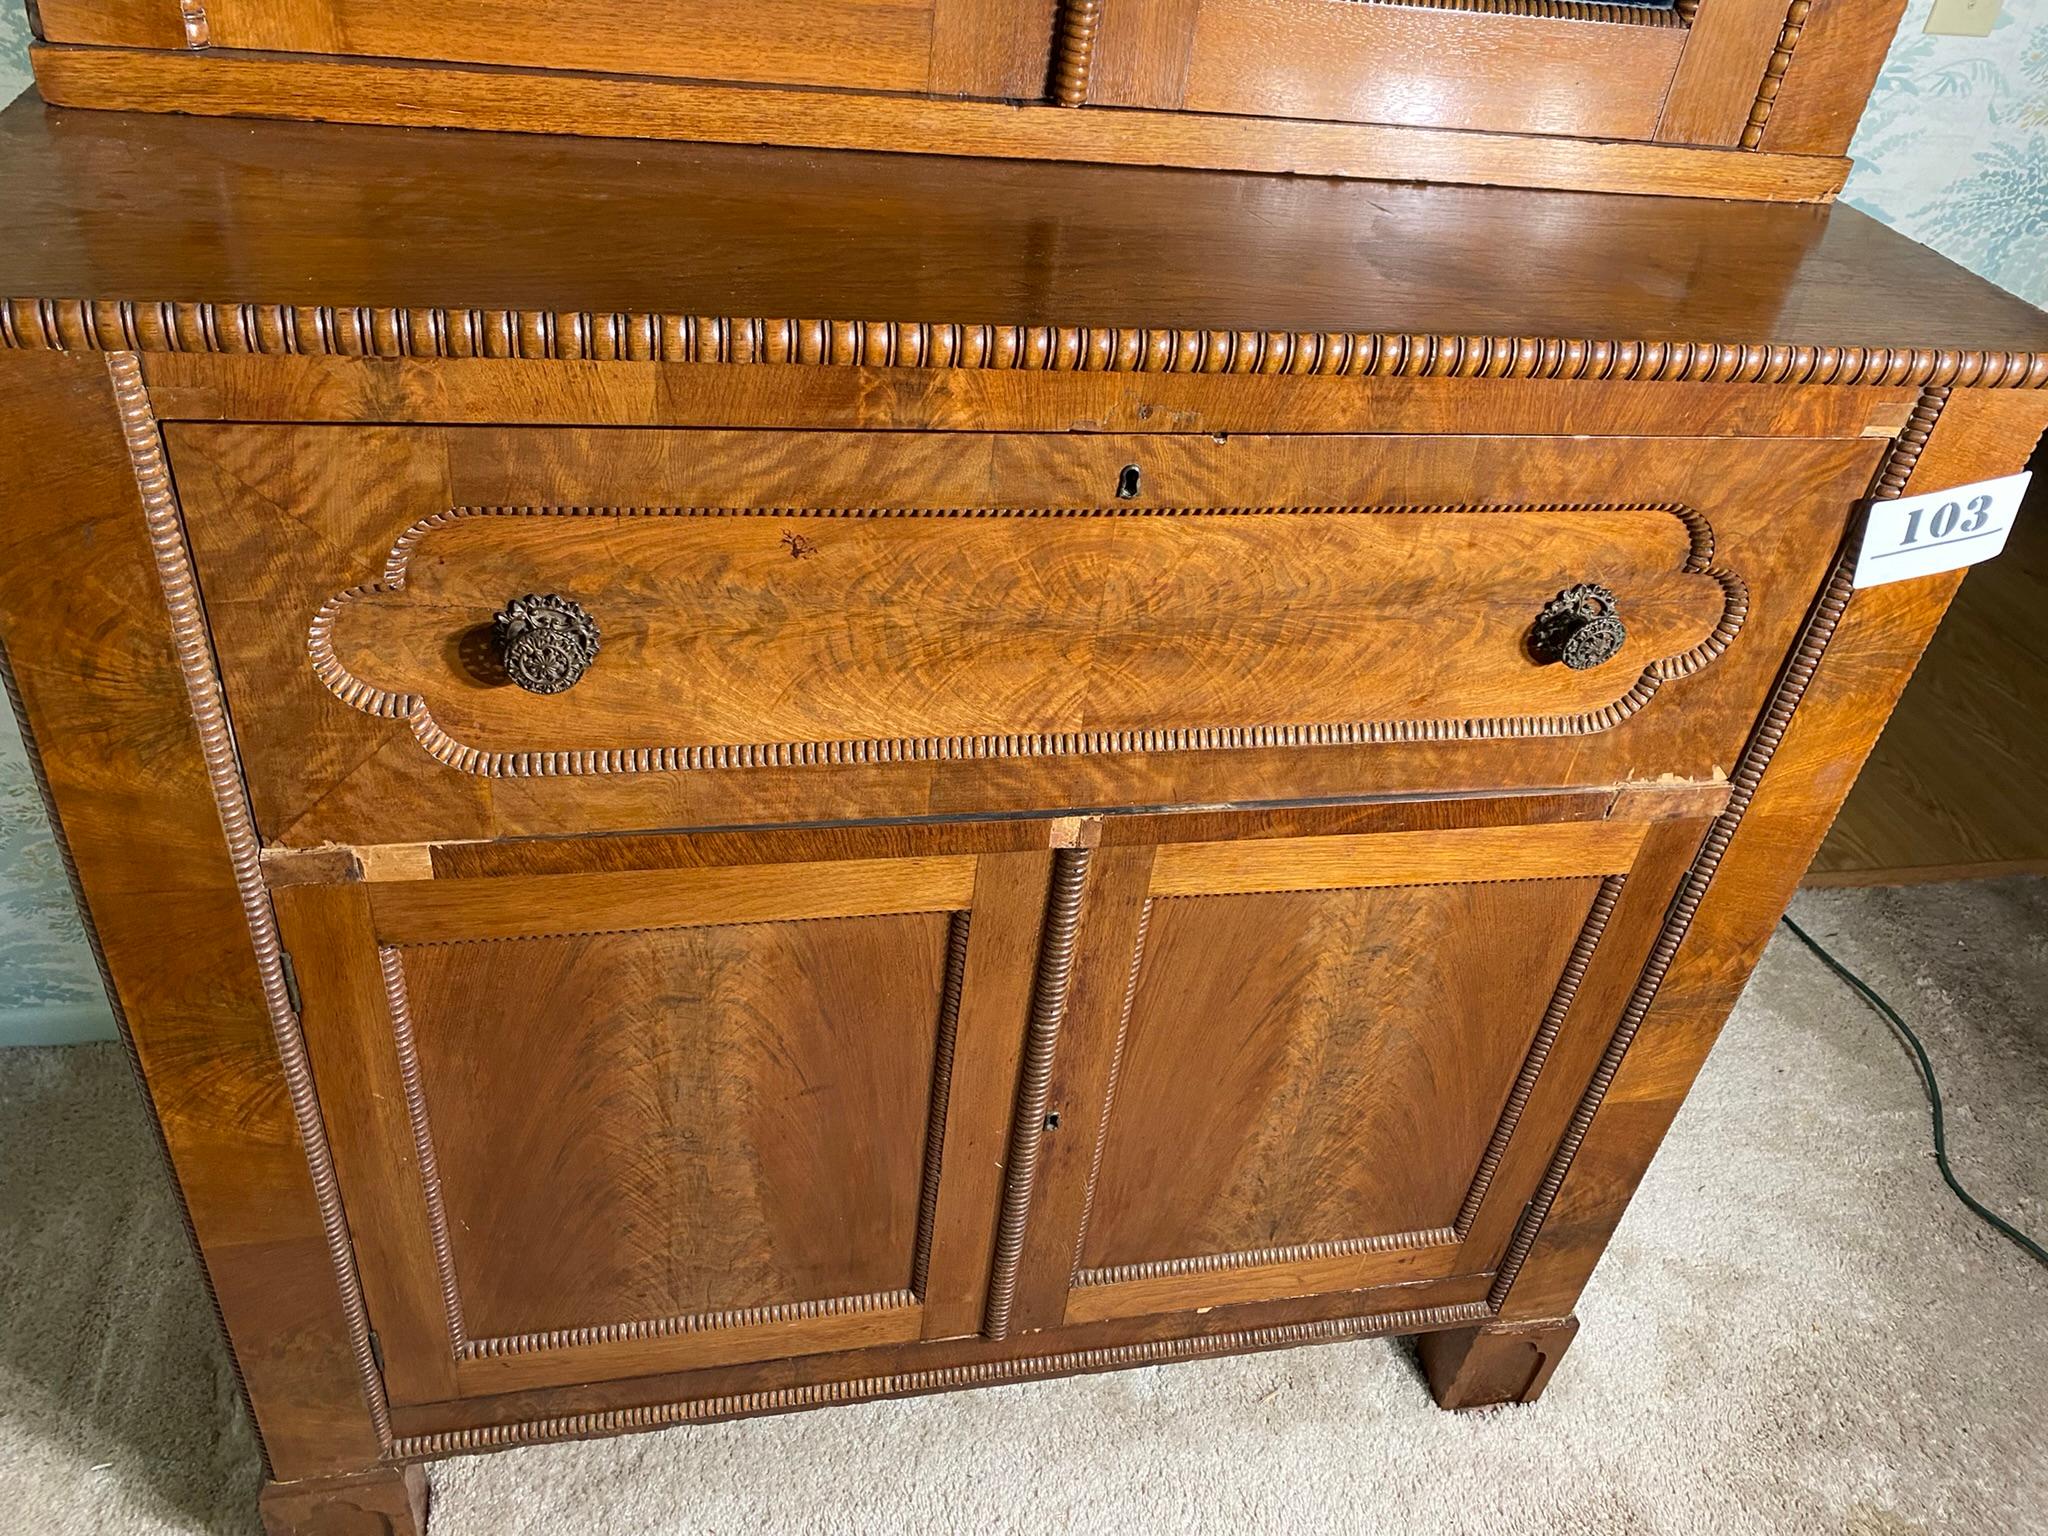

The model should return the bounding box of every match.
[492,593,601,694]
[1532,583,1626,670]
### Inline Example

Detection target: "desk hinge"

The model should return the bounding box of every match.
[279,948,303,1015]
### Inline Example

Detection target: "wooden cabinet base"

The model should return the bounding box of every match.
[260,1465,429,1536]
[2,97,2046,1536]
[1420,1317,1582,1410]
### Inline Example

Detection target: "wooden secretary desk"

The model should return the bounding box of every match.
[3,0,2046,1530]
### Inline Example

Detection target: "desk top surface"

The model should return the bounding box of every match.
[2,90,2045,379]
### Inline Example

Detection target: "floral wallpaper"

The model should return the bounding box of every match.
[0,5,2042,1041]
[1844,0,2048,306]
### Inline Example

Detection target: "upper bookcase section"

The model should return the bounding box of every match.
[25,0,1906,201]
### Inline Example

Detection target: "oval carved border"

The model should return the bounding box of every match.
[308,501,1750,778]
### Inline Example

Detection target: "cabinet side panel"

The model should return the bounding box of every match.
[0,352,386,1478]
[1493,387,2048,1321]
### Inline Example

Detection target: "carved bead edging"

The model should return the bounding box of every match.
[1050,0,1102,105]
[108,351,394,1450]
[6,303,2044,388]
[307,502,1748,779]
[1453,874,1625,1235]
[391,1298,1493,1457]
[984,848,1091,1340]
[1486,384,1952,1309]
[1352,0,1686,22]
[457,1289,921,1361]
[1741,0,1812,151]
[1076,1226,1461,1289]
[380,948,469,1353]
[911,912,973,1303]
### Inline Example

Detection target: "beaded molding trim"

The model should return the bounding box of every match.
[5,302,2046,387]
[308,503,1748,778]
[107,351,394,1450]
[390,1297,1493,1458]
[984,849,1092,1339]
[1486,383,1952,1308]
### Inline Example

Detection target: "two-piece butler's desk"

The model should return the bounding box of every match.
[4,1,2047,1529]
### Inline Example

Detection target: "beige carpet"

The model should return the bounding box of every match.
[3,880,2045,1535]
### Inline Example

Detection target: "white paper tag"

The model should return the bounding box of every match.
[1853,471,2030,588]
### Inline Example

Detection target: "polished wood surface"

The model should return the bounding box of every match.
[0,352,385,1481]
[1811,464,2048,884]
[5,97,2047,361]
[171,420,1874,845]
[34,0,1056,97]
[2,30,2045,1534]
[25,0,1906,185]
[1162,0,1685,138]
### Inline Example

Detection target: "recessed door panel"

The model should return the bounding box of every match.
[277,846,1055,1403]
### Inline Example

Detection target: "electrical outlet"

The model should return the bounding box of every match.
[1925,0,1999,37]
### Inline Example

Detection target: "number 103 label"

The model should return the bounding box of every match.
[1852,471,2031,589]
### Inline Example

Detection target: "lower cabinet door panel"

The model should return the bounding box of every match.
[275,848,1057,1404]
[999,810,1715,1335]
[277,795,1712,1410]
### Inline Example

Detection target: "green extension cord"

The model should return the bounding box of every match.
[1779,913,2047,1268]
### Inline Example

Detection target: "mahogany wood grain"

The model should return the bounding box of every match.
[9,100,2047,357]
[308,501,1733,770]
[1079,879,1606,1266]
[196,0,951,94]
[1171,0,1683,138]
[39,0,1051,99]
[1655,0,1800,145]
[1148,820,1647,895]
[24,51,1851,200]
[991,800,1711,1337]
[169,423,1872,847]
[1,39,2044,1518]
[366,857,979,944]
[135,357,1920,442]
[1464,389,2048,1378]
[1752,0,1907,155]
[0,350,385,1479]
[270,883,462,1408]
[916,852,1057,1339]
[271,837,1070,1405]
[404,912,949,1384]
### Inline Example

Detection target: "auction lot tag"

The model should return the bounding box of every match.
[1853,471,2031,588]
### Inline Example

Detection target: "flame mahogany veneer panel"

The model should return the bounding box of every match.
[396,913,953,1342]
[170,423,1871,846]
[1078,877,1607,1270]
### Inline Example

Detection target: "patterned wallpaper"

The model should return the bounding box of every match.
[0,5,2042,1041]
[1846,0,2048,306]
